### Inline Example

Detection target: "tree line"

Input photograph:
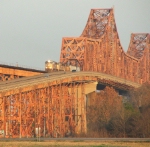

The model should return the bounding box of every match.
[86,83,150,138]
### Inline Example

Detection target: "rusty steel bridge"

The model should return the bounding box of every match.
[0,8,149,138]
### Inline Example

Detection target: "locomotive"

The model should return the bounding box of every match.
[45,60,80,72]
[45,60,68,72]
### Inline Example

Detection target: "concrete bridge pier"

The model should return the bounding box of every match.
[70,84,86,135]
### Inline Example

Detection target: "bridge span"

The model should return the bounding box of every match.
[0,71,140,94]
[0,64,46,81]
[0,71,140,138]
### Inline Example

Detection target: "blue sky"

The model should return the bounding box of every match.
[1,0,150,69]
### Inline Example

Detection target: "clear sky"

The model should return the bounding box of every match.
[1,0,150,70]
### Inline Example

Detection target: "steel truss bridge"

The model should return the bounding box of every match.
[0,7,149,138]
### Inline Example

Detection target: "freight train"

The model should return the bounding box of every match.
[45,60,80,72]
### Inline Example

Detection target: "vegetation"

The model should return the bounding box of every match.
[86,84,150,138]
[0,141,150,147]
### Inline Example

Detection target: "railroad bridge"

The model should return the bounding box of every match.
[0,8,149,138]
[0,64,46,81]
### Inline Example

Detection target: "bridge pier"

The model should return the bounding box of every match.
[73,84,86,135]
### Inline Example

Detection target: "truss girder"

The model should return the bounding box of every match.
[0,67,44,82]
[81,9,111,39]
[60,8,150,84]
[60,38,86,69]
[127,34,148,59]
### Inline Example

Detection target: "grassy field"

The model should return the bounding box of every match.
[0,141,150,147]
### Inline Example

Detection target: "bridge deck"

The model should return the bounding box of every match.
[0,71,141,94]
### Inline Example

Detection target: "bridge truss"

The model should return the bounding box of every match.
[60,8,150,84]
